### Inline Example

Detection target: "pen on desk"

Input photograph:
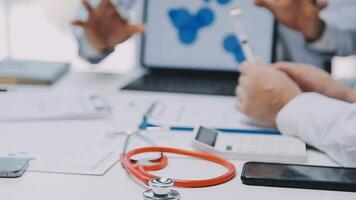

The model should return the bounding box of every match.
[230,8,255,62]
[0,88,8,92]
[141,121,280,135]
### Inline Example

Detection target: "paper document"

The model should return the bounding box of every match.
[0,91,111,121]
[146,98,275,131]
[0,119,126,175]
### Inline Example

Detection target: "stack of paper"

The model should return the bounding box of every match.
[146,98,274,131]
[0,91,111,121]
[0,92,154,175]
[0,119,126,175]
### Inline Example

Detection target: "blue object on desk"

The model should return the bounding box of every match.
[139,102,280,135]
[139,120,281,135]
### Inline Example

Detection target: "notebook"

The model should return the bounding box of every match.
[0,59,69,85]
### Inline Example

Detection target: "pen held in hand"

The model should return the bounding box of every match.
[230,8,255,62]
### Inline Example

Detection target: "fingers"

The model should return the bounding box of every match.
[239,60,269,75]
[236,87,246,102]
[313,0,328,11]
[100,0,111,6]
[239,61,255,75]
[71,20,87,28]
[273,62,301,83]
[235,86,246,112]
[235,100,243,112]
[273,61,294,70]
[100,0,117,11]
[236,73,250,112]
[273,62,304,78]
[81,0,94,15]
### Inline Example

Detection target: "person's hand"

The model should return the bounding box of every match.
[72,0,145,52]
[274,62,356,103]
[236,61,302,128]
[253,0,327,41]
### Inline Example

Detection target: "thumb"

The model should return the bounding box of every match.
[128,24,146,35]
[253,0,277,11]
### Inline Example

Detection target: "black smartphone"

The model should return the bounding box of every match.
[241,162,356,192]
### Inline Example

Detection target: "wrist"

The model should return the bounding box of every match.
[98,46,115,55]
[344,89,356,103]
[87,39,115,55]
[279,90,302,113]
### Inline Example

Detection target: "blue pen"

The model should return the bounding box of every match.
[230,8,255,62]
[139,120,280,135]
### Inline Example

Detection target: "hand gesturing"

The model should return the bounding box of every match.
[254,0,327,41]
[72,0,145,52]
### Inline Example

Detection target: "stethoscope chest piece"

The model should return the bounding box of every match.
[143,178,181,200]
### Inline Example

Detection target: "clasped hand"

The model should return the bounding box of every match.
[236,61,356,128]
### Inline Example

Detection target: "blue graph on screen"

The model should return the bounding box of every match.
[168,7,214,44]
[168,0,245,64]
[223,34,246,63]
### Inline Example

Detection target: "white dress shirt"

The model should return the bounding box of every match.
[277,93,356,167]
[276,1,356,168]
[277,12,356,167]
[308,25,356,56]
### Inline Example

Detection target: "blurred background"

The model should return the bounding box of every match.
[0,0,139,73]
[0,0,355,81]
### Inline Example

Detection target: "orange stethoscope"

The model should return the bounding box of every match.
[120,139,236,188]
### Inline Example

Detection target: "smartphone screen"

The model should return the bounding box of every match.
[241,162,356,192]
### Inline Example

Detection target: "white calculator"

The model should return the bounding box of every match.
[192,127,307,163]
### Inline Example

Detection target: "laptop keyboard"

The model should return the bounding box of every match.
[122,74,238,96]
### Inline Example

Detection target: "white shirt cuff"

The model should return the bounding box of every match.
[307,25,338,54]
[78,35,114,64]
[79,36,103,58]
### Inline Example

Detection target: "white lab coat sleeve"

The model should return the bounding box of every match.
[307,24,356,56]
[276,92,356,167]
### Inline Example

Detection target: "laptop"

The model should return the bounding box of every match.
[122,0,276,96]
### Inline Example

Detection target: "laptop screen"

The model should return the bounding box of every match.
[141,0,275,72]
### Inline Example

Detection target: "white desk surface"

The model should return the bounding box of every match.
[0,71,355,200]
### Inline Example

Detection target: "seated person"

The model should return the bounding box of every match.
[258,0,356,68]
[236,62,356,167]
[236,0,356,167]
[254,0,356,58]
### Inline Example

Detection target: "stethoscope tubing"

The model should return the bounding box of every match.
[121,147,236,188]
